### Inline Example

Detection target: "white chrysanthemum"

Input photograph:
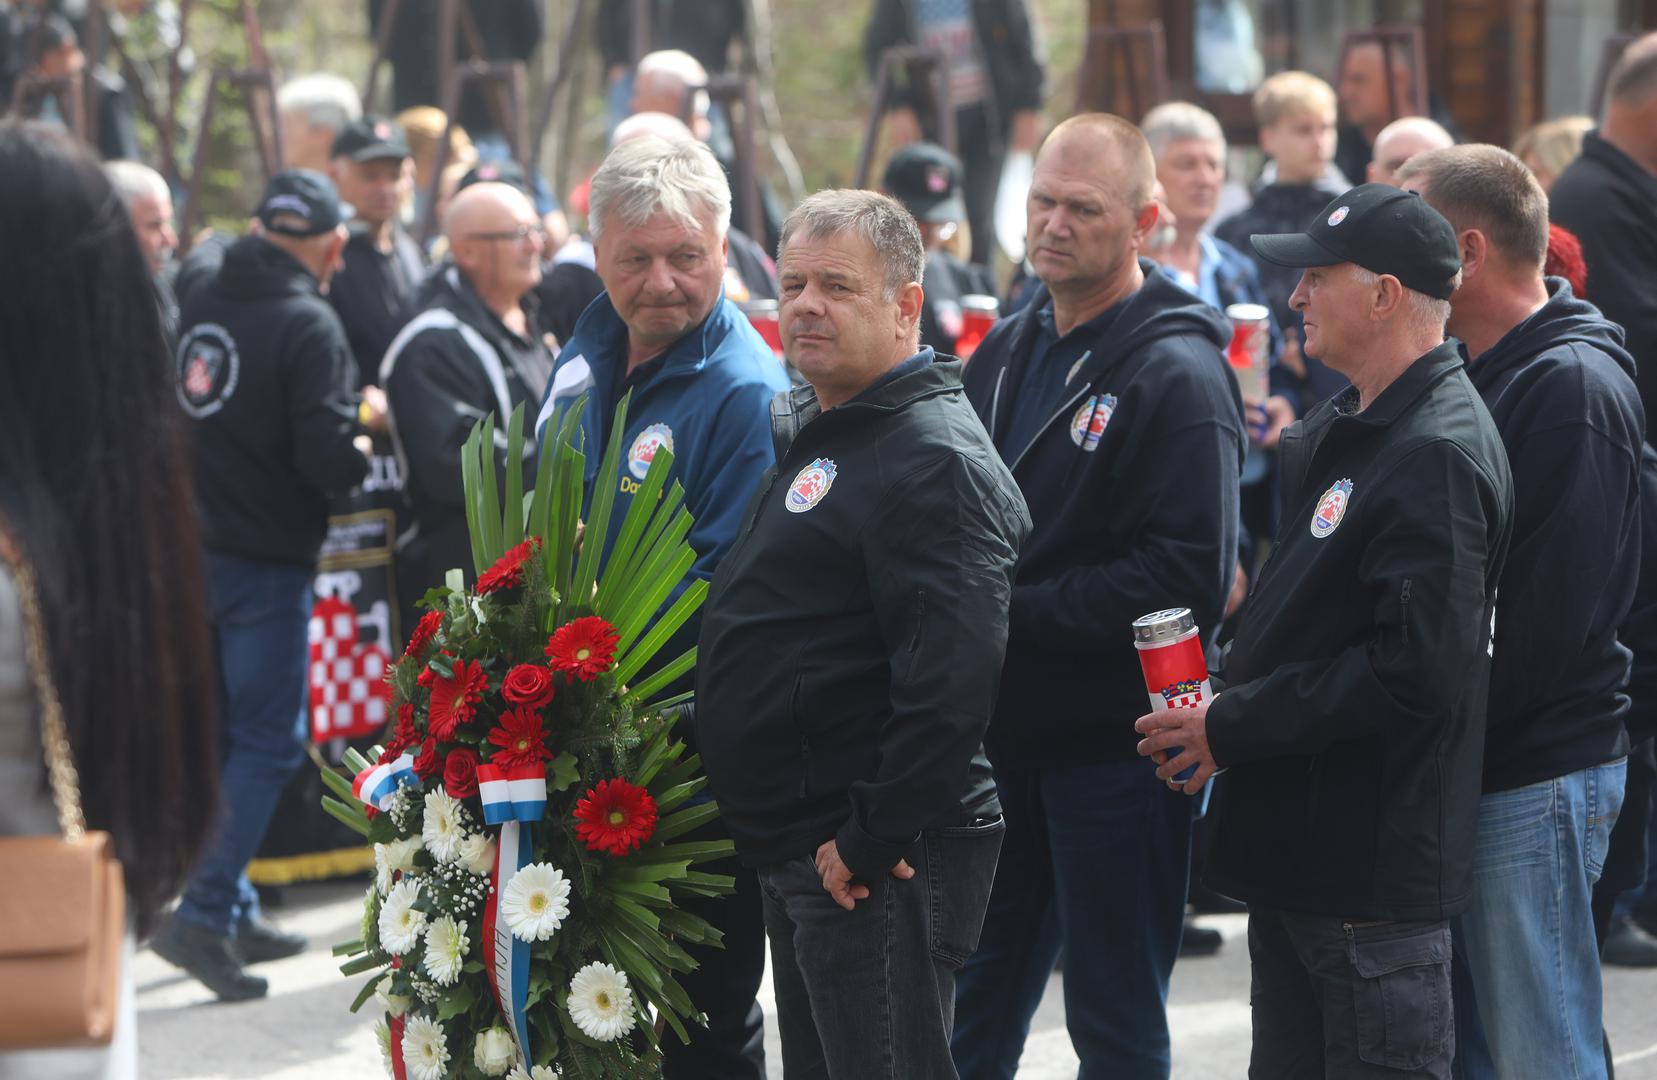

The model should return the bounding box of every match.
[458,832,496,876]
[421,915,469,986]
[422,789,466,863]
[473,1026,517,1076]
[374,1017,392,1072]
[377,879,427,955]
[567,961,636,1042]
[375,974,412,1017]
[500,863,571,943]
[505,1066,561,1080]
[401,1015,450,1080]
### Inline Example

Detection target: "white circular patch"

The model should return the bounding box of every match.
[627,423,674,480]
[1310,478,1353,539]
[1327,206,1351,227]
[175,323,241,418]
[785,458,837,514]
[1070,397,1098,446]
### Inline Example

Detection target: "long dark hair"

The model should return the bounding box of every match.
[0,121,218,936]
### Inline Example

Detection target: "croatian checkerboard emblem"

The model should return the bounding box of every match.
[786,458,837,513]
[1069,394,1117,452]
[1311,478,1353,538]
[627,423,674,480]
[1328,205,1351,226]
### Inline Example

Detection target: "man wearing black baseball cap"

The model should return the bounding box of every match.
[882,142,995,358]
[328,115,427,391]
[153,168,371,1001]
[1137,183,1516,1077]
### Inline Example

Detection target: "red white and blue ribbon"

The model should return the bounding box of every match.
[352,752,417,813]
[478,762,546,1066]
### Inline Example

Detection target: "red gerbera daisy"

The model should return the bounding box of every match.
[486,706,555,770]
[476,537,541,595]
[428,658,489,740]
[403,609,443,659]
[545,616,620,682]
[572,778,658,856]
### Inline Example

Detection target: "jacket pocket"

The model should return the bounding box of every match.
[923,816,1007,968]
[1346,921,1452,1071]
[1399,578,1412,645]
[789,670,811,800]
[908,588,926,654]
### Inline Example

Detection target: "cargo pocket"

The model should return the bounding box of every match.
[923,816,1006,968]
[1347,922,1452,1071]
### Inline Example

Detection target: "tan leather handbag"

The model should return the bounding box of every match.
[0,531,125,1049]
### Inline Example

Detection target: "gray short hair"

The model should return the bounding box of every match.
[588,134,731,241]
[1140,102,1226,159]
[778,189,924,301]
[276,73,361,134]
[1351,265,1457,337]
[104,160,169,207]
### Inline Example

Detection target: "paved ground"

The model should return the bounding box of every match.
[133,882,1657,1079]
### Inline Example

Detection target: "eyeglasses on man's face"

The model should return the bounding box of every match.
[468,222,547,243]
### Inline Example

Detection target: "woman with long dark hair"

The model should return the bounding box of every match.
[0,121,219,1078]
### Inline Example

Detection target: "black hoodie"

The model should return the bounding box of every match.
[1463,279,1644,792]
[175,236,367,567]
[962,260,1245,767]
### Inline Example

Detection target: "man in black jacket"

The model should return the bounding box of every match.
[864,0,1045,265]
[382,182,551,626]
[696,189,1030,1079]
[952,114,1245,1080]
[153,171,371,1001]
[1549,33,1657,426]
[882,141,996,358]
[1139,184,1513,1078]
[1397,146,1641,1080]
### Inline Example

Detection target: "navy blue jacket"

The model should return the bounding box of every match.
[536,293,790,618]
[962,261,1246,766]
[1463,280,1643,792]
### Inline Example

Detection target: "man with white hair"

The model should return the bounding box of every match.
[1137,184,1513,1077]
[106,159,180,344]
[1367,116,1454,185]
[381,182,551,625]
[277,73,362,173]
[535,134,788,1080]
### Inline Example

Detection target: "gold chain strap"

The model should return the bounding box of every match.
[0,530,85,841]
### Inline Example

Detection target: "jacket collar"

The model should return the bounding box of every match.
[579,291,750,384]
[1308,340,1465,430]
[1581,132,1657,203]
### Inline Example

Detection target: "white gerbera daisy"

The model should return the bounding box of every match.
[473,1026,517,1076]
[422,915,469,986]
[567,961,636,1042]
[377,879,427,955]
[500,863,571,943]
[401,1015,450,1080]
[458,831,496,876]
[422,789,466,863]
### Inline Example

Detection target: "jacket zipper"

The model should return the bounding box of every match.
[791,671,811,800]
[989,368,1007,437]
[909,589,926,653]
[1007,350,1096,474]
[1399,578,1412,644]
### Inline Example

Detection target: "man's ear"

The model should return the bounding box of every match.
[1370,273,1406,321]
[896,281,924,336]
[1132,200,1160,245]
[1458,228,1487,286]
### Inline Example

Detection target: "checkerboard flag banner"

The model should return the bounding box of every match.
[308,595,392,742]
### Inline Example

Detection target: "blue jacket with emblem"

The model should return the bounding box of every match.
[961,260,1246,767]
[535,293,790,651]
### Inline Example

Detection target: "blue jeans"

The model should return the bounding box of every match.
[951,760,1194,1080]
[757,815,1005,1079]
[174,553,313,936]
[1249,909,1454,1078]
[1451,758,1627,1080]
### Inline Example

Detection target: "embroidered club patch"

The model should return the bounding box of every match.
[1328,205,1351,226]
[1069,394,1118,452]
[1310,478,1353,538]
[175,323,241,418]
[786,459,837,513]
[627,423,674,480]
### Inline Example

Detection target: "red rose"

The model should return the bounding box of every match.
[443,747,480,799]
[412,737,440,779]
[501,663,556,709]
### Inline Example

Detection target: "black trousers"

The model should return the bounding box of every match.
[660,816,767,1080]
[1248,907,1455,1079]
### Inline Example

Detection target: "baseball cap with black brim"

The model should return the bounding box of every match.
[331,115,411,163]
[257,169,353,238]
[1249,183,1461,301]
